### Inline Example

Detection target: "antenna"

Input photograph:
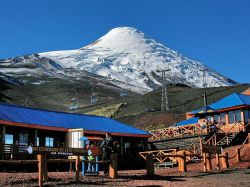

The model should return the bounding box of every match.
[68,89,79,110]
[157,67,170,111]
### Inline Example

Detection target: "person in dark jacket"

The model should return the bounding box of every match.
[100,133,113,174]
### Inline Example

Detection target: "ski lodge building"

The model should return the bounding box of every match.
[0,104,150,162]
[149,89,250,151]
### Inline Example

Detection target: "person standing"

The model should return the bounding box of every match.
[100,133,113,174]
[87,145,96,172]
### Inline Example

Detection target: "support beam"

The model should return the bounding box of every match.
[146,153,154,176]
[43,156,48,182]
[34,129,38,146]
[206,153,212,171]
[236,148,241,163]
[215,154,220,170]
[1,125,6,160]
[109,154,118,179]
[203,153,207,172]
[120,137,124,155]
[37,154,44,187]
[2,125,6,144]
[75,156,80,183]
[178,151,187,172]
[221,153,229,169]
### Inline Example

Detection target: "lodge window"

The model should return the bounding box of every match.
[45,137,54,147]
[235,110,242,122]
[214,115,220,123]
[36,137,40,146]
[5,134,13,144]
[19,132,28,145]
[228,111,235,124]
[220,113,226,124]
[244,110,250,122]
[206,116,212,123]
[124,142,131,153]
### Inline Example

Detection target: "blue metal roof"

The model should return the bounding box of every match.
[210,93,250,110]
[175,117,199,127]
[190,93,250,114]
[0,103,150,136]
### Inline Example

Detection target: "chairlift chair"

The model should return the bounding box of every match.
[90,92,98,104]
[68,89,79,110]
[90,82,98,104]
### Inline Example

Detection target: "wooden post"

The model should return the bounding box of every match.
[199,137,203,156]
[206,153,212,171]
[120,137,124,155]
[236,148,241,163]
[43,155,48,182]
[182,151,187,172]
[146,153,154,176]
[34,129,38,146]
[1,125,6,144]
[1,125,6,160]
[225,153,229,168]
[203,153,207,172]
[215,153,220,170]
[178,151,187,172]
[37,154,43,187]
[221,153,229,169]
[109,154,118,179]
[75,156,80,183]
[69,163,73,174]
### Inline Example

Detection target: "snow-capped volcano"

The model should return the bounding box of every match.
[1,27,237,93]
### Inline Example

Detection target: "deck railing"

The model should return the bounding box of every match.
[139,149,178,163]
[148,124,207,141]
[149,121,249,142]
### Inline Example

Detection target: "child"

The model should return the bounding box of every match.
[87,147,95,172]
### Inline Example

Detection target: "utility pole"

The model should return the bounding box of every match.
[201,69,207,88]
[203,92,207,106]
[157,68,170,111]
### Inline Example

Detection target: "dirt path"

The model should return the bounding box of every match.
[0,166,250,187]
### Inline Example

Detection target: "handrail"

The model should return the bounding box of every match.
[148,123,207,141]
[149,120,249,142]
[228,136,249,159]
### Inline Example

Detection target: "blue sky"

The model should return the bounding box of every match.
[0,0,249,83]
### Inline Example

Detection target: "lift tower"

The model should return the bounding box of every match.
[157,68,170,111]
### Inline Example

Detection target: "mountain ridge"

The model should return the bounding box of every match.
[0,26,237,94]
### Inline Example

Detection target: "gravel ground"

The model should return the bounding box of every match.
[0,144,249,186]
[0,164,250,187]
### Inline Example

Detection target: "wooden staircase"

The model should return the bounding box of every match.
[216,133,237,146]
[151,136,205,154]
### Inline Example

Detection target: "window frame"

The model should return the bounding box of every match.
[228,111,235,124]
[45,137,54,147]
